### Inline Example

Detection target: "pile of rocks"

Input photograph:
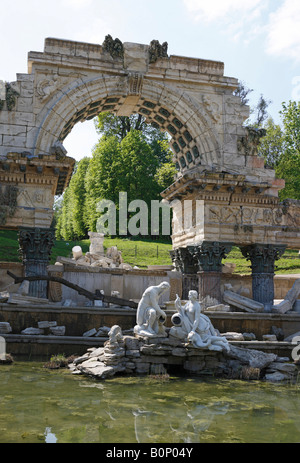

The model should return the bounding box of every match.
[69,326,300,383]
[21,321,66,336]
[59,235,136,271]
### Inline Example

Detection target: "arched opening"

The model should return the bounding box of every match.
[34,77,222,177]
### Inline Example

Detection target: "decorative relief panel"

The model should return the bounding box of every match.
[207,205,286,227]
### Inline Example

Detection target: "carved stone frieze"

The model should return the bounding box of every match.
[207,205,286,227]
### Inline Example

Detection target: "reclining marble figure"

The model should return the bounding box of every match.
[170,290,230,352]
[134,282,170,337]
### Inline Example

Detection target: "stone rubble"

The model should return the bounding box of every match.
[69,327,300,383]
[21,321,66,336]
[0,322,12,334]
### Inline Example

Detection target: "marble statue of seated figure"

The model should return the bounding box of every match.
[134,282,170,338]
[170,291,230,353]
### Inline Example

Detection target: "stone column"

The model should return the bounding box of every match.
[18,227,55,299]
[240,244,286,311]
[189,241,233,303]
[170,247,198,299]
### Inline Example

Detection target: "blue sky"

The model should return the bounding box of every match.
[0,0,299,161]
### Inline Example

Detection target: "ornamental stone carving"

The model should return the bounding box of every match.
[102,35,124,59]
[0,83,19,111]
[237,126,266,156]
[18,227,55,264]
[148,40,168,63]
[188,241,233,273]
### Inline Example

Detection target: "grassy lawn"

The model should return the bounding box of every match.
[0,229,299,274]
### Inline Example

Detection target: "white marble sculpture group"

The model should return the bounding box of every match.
[134,283,230,353]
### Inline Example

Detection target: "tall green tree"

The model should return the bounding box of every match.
[84,129,176,236]
[56,157,90,240]
[276,101,300,200]
[257,117,285,168]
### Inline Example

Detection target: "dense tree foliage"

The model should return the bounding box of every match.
[276,101,300,200]
[55,113,176,240]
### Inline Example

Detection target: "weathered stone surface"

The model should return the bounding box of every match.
[184,359,206,372]
[226,345,277,369]
[21,327,44,335]
[262,335,277,342]
[0,322,12,334]
[223,290,264,313]
[272,299,292,314]
[265,372,288,382]
[243,332,256,341]
[38,321,57,329]
[82,328,97,337]
[222,332,245,341]
[267,362,298,376]
[50,326,66,336]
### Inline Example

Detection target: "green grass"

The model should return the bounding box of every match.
[0,230,299,274]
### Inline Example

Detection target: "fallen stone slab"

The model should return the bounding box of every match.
[223,290,264,313]
[83,328,97,337]
[50,326,66,336]
[0,322,12,334]
[7,294,50,305]
[38,321,57,329]
[21,327,44,335]
[222,332,244,341]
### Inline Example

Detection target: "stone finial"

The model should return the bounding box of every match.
[102,35,124,59]
[149,40,168,63]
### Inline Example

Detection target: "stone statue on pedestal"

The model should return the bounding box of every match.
[134,282,170,338]
[170,290,230,352]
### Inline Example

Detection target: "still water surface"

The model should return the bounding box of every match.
[1,362,300,443]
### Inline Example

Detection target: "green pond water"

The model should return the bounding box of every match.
[1,361,300,443]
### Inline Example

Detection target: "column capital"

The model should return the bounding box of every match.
[169,248,198,274]
[18,227,55,263]
[240,244,286,274]
[189,241,233,272]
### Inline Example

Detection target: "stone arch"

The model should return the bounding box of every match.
[34,76,222,175]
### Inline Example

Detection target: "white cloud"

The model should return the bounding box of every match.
[265,0,300,62]
[183,0,264,22]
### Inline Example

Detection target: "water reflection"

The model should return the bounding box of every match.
[1,363,300,443]
[44,427,57,444]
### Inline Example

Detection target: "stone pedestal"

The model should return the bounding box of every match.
[190,241,232,302]
[18,227,55,299]
[241,244,286,310]
[198,271,222,303]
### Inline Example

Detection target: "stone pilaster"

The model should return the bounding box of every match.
[18,227,55,299]
[240,244,286,310]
